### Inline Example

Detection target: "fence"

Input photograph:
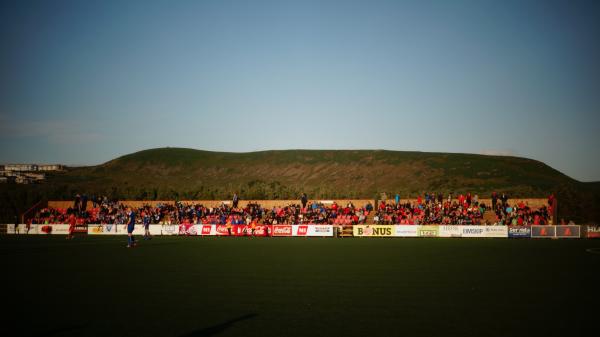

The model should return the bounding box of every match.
[5,224,595,238]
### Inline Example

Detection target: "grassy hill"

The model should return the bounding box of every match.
[1,147,599,222]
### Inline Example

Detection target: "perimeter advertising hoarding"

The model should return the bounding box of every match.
[6,224,39,234]
[530,226,556,238]
[353,225,395,237]
[38,224,70,235]
[461,226,486,238]
[587,225,600,238]
[418,225,439,237]
[508,226,531,238]
[395,225,419,237]
[555,225,580,238]
[88,224,120,235]
[438,225,461,238]
[272,225,293,237]
[484,226,508,238]
[160,224,179,235]
[232,225,271,237]
[297,225,334,237]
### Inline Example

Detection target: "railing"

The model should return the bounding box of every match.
[21,199,48,224]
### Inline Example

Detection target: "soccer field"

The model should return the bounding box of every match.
[1,236,599,337]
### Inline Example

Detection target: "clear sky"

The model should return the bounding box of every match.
[1,0,599,181]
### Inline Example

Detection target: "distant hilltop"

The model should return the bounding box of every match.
[1,148,599,222]
[48,147,579,198]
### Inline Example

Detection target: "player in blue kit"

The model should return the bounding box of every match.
[126,208,137,248]
[143,212,152,240]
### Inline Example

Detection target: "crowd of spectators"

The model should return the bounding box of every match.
[29,192,553,226]
[30,197,372,226]
[492,198,552,226]
[374,192,486,225]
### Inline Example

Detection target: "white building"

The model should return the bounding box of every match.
[3,164,64,172]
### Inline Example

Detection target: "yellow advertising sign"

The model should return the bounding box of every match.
[353,225,395,237]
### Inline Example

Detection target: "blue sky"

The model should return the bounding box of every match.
[1,0,599,181]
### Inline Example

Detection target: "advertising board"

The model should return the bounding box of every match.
[353,225,395,237]
[438,225,461,238]
[6,224,38,234]
[555,225,580,238]
[531,226,556,238]
[294,225,333,237]
[508,226,531,238]
[587,225,600,238]
[178,224,199,235]
[418,225,439,237]
[461,226,486,238]
[395,225,419,237]
[88,224,120,235]
[272,225,293,237]
[484,226,508,238]
[38,224,70,235]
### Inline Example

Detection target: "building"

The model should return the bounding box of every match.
[5,164,38,171]
[3,164,64,172]
[38,164,65,171]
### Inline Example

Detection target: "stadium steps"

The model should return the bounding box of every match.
[339,211,375,238]
[483,210,497,224]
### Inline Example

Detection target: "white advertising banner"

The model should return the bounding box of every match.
[88,224,120,235]
[394,225,419,237]
[160,224,179,236]
[294,225,334,237]
[461,226,486,238]
[6,224,15,234]
[439,225,462,238]
[484,226,508,238]
[88,224,166,235]
[37,224,70,235]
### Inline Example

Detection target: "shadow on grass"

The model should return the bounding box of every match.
[179,313,258,337]
[29,323,87,337]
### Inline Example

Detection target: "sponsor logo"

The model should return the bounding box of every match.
[106,224,114,232]
[509,227,529,234]
[91,225,103,233]
[356,226,392,236]
[314,226,331,233]
[419,230,437,237]
[297,225,308,236]
[273,225,292,236]
[556,225,580,238]
[162,225,177,234]
[201,226,212,235]
[41,225,52,234]
[216,225,229,235]
[178,224,197,235]
[463,228,484,235]
[254,226,267,236]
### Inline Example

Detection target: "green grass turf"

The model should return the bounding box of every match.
[1,236,599,337]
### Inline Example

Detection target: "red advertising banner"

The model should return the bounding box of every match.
[272,225,293,237]
[586,226,600,238]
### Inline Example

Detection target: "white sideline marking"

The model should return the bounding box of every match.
[585,248,600,254]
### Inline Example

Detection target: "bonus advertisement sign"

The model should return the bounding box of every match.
[353,225,395,237]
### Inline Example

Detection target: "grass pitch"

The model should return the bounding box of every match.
[1,236,598,337]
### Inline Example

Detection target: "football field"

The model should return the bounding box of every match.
[1,236,599,337]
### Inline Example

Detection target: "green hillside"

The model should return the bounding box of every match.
[1,148,599,222]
